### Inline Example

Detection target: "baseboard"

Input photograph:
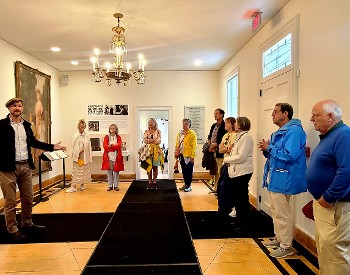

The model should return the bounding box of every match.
[173,172,210,180]
[294,226,317,257]
[91,174,136,181]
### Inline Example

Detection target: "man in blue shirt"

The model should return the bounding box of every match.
[306,100,350,275]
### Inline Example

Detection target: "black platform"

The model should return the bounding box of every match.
[82,180,202,275]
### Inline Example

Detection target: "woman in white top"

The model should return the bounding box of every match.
[66,119,93,192]
[223,117,254,231]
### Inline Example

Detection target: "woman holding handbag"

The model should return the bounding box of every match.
[176,119,197,192]
[101,124,124,191]
[143,118,163,189]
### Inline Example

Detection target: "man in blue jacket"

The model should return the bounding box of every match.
[258,103,307,258]
[307,100,350,275]
[0,98,66,242]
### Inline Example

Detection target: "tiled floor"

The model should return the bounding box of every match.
[0,180,319,274]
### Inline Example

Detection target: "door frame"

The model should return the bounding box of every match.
[135,106,173,180]
[257,15,300,213]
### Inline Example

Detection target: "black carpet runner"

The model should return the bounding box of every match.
[82,179,202,275]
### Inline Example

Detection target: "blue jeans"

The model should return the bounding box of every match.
[179,155,194,187]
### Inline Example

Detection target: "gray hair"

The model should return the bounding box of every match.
[182,118,191,127]
[323,101,342,119]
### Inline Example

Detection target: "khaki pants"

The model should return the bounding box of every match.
[214,157,224,192]
[314,200,350,275]
[268,191,293,249]
[0,163,33,233]
[71,162,91,188]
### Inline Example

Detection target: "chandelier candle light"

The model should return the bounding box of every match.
[90,13,146,86]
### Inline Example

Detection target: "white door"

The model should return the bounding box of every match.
[136,107,173,180]
[257,70,295,214]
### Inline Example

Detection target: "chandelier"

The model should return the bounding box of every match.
[90,13,146,86]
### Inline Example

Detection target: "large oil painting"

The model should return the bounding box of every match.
[15,61,51,175]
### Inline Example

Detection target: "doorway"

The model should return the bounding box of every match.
[257,70,295,215]
[136,107,173,180]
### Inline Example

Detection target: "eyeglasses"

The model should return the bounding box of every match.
[272,110,282,115]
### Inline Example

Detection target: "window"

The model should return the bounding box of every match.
[226,73,238,118]
[262,33,292,78]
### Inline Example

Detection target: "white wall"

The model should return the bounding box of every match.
[219,0,350,238]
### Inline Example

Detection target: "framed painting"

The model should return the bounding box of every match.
[15,61,51,175]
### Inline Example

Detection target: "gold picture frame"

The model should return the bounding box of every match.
[15,61,51,175]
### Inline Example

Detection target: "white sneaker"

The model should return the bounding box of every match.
[229,208,236,217]
[184,186,192,192]
[66,187,77,193]
[264,238,280,248]
[269,247,294,258]
[80,186,86,191]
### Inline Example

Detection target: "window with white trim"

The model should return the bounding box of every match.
[226,73,238,118]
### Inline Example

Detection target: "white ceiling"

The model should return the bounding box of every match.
[0,0,289,72]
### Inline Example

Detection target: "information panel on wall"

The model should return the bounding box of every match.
[184,106,205,144]
[87,104,129,133]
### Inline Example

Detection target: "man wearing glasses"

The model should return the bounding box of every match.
[258,103,307,258]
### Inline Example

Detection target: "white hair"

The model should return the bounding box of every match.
[323,101,342,119]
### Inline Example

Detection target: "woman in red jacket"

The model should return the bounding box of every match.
[101,124,124,191]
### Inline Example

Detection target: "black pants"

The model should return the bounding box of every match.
[227,173,253,226]
[179,154,194,187]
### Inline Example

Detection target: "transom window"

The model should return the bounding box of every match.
[262,33,292,78]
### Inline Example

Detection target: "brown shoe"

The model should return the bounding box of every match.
[10,231,28,242]
[107,187,113,191]
[114,187,120,191]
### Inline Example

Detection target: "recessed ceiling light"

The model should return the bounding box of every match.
[50,47,60,52]
[194,59,202,66]
[71,61,79,65]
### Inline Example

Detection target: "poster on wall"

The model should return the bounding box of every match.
[184,106,205,144]
[87,104,129,133]
[15,61,51,175]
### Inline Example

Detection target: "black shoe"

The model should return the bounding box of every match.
[22,224,47,234]
[10,231,28,242]
[107,187,113,191]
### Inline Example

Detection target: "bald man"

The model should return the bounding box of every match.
[307,100,350,275]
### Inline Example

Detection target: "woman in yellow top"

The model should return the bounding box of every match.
[176,119,197,192]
